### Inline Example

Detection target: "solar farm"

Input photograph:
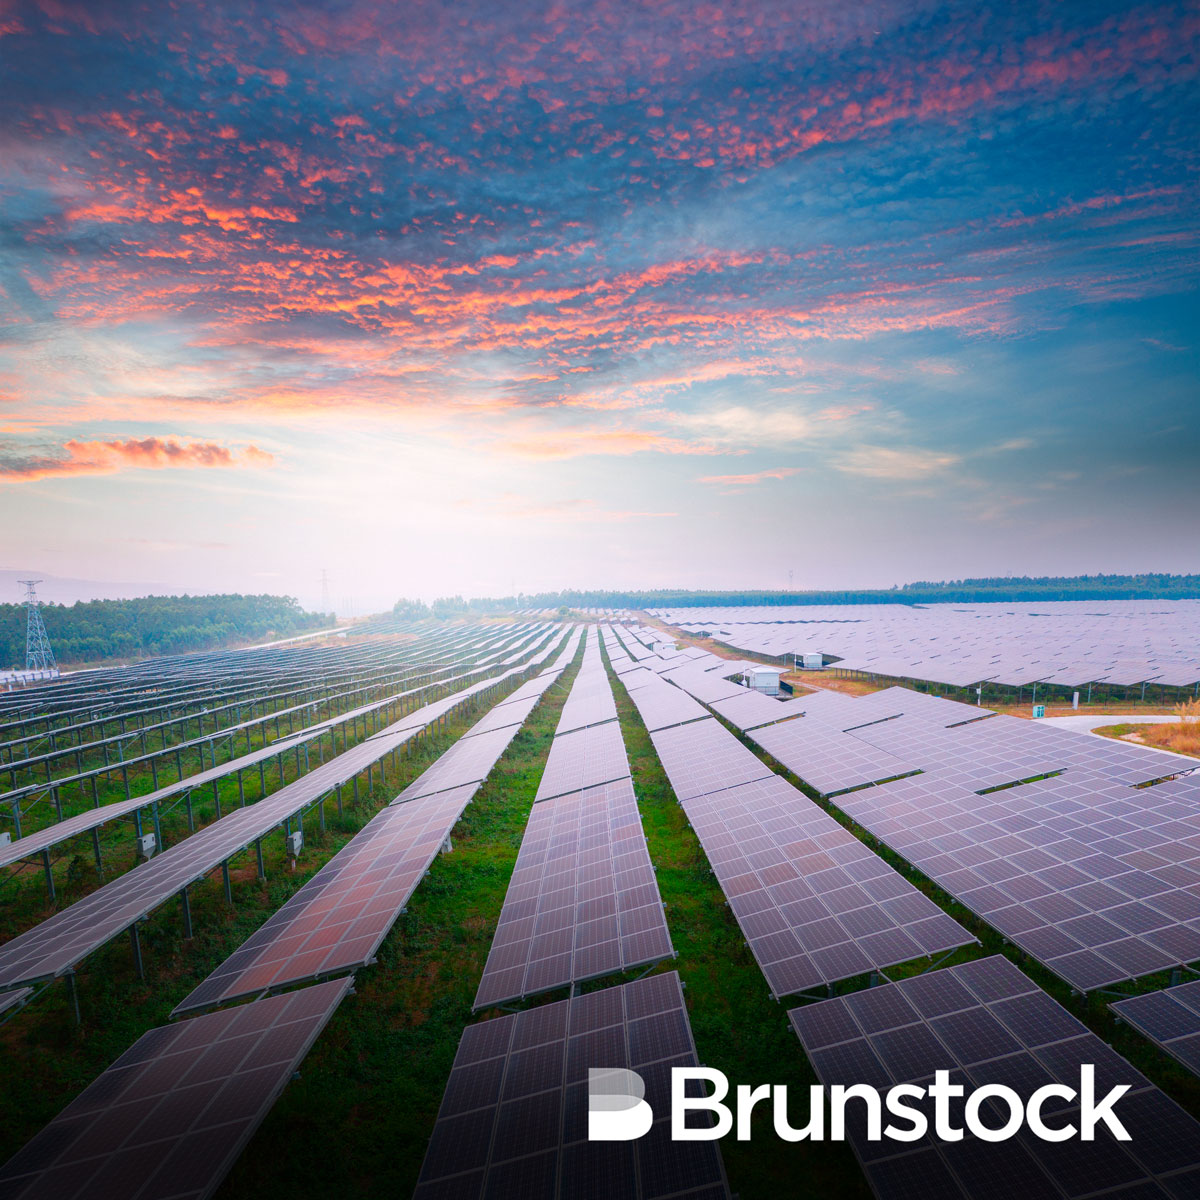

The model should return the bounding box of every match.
[1,608,1200,1200]
[651,601,1200,699]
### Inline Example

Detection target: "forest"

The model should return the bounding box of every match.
[0,593,325,667]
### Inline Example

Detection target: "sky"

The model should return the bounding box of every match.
[1,0,1198,612]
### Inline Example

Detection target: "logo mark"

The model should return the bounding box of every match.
[588,1068,653,1141]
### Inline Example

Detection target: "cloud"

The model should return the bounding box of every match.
[833,444,960,480]
[0,437,275,483]
[673,406,813,449]
[698,466,800,487]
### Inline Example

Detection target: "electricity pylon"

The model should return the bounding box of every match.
[18,580,57,673]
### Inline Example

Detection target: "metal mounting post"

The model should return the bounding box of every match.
[65,971,81,1025]
[130,924,144,979]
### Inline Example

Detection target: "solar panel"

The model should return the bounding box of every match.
[789,956,1200,1200]
[708,690,806,732]
[535,723,631,803]
[474,778,673,1009]
[749,718,918,797]
[417,971,730,1200]
[647,718,773,802]
[173,783,478,1015]
[0,977,350,1200]
[1111,980,1200,1077]
[398,726,520,801]
[624,674,710,733]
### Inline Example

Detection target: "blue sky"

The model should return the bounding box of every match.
[0,0,1197,610]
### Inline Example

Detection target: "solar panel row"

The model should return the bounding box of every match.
[621,671,709,733]
[474,778,673,1009]
[683,773,973,997]
[0,978,351,1200]
[476,628,673,1008]
[836,770,1200,991]
[0,655,539,993]
[173,633,584,1017]
[418,971,731,1200]
[1111,979,1200,1078]
[789,956,1200,1200]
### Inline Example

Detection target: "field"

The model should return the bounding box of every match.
[3,618,1200,1200]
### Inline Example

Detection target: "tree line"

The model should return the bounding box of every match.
[452,574,1200,612]
[1,594,325,667]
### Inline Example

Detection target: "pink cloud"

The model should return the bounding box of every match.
[0,437,275,482]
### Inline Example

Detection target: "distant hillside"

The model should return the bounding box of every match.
[478,574,1200,611]
[0,593,325,667]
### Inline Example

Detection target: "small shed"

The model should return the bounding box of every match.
[746,665,785,696]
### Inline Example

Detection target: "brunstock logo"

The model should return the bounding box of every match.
[588,1066,1131,1144]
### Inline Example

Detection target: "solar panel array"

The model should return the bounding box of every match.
[836,769,1200,991]
[0,651,545,994]
[621,672,710,733]
[750,718,919,797]
[709,688,807,732]
[0,978,351,1200]
[609,637,977,996]
[0,730,317,872]
[684,773,973,996]
[647,718,774,802]
[789,955,1200,1200]
[1111,979,1200,1077]
[626,647,1200,994]
[475,629,672,1008]
[474,778,673,1008]
[651,599,1200,688]
[173,634,582,1017]
[418,972,730,1200]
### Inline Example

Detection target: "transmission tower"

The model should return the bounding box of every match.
[19,580,57,674]
[319,569,332,617]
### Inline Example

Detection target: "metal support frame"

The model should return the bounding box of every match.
[130,923,144,979]
[65,971,81,1025]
